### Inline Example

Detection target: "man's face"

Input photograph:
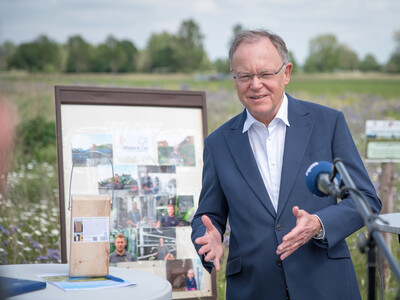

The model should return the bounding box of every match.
[231,37,292,125]
[114,237,126,253]
[167,205,175,216]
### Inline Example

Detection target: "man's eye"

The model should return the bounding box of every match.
[239,75,252,80]
[259,73,273,79]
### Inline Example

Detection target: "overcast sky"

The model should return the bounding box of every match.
[1,0,399,65]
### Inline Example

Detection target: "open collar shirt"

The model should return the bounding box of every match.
[243,93,289,212]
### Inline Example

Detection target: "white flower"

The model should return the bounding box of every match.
[23,247,32,252]
[51,229,59,236]
[34,230,41,236]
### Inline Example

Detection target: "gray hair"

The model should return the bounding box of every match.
[229,29,289,69]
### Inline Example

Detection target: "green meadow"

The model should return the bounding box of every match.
[0,71,400,299]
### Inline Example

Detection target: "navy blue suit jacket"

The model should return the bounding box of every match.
[191,94,381,300]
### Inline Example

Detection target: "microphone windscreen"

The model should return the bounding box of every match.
[305,161,334,197]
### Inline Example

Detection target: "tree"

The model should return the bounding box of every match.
[118,40,138,72]
[175,19,208,72]
[0,41,16,71]
[147,31,179,72]
[146,19,209,73]
[65,35,92,73]
[91,35,136,73]
[8,35,61,72]
[288,51,299,73]
[360,54,381,72]
[385,30,400,73]
[304,34,340,72]
[214,58,230,74]
[338,45,359,71]
[229,23,244,48]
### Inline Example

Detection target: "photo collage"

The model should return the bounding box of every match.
[71,131,204,293]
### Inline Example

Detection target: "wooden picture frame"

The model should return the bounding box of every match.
[55,85,216,299]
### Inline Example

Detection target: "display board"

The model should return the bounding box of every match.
[55,85,216,299]
[365,120,400,162]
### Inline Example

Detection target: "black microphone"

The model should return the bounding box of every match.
[305,161,342,198]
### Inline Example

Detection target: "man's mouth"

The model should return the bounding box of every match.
[250,95,266,100]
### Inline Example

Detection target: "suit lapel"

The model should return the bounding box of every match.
[223,110,277,218]
[276,96,314,217]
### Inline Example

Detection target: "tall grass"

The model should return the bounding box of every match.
[0,71,399,299]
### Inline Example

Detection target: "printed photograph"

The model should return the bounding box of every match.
[166,258,203,292]
[157,135,196,167]
[71,133,113,167]
[136,227,176,261]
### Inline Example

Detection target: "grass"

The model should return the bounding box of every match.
[1,71,400,299]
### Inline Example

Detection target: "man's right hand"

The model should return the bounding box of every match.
[194,215,224,271]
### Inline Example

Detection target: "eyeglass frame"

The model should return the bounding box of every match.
[232,62,286,83]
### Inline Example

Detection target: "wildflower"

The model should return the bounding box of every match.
[23,247,32,252]
[31,240,41,249]
[34,230,41,236]
[9,225,17,234]
[47,249,60,262]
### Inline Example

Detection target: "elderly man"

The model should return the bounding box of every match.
[191,29,381,299]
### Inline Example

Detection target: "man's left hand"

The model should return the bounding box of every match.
[276,206,321,260]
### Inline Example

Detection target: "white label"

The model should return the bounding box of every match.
[72,217,109,243]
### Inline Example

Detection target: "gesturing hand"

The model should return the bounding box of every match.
[276,206,322,260]
[195,215,224,271]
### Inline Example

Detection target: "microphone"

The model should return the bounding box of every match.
[305,161,342,198]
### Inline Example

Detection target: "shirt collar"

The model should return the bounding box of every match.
[243,93,290,133]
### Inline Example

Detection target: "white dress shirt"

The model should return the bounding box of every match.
[242,94,325,238]
[243,94,289,212]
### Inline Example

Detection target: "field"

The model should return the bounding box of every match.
[0,71,400,299]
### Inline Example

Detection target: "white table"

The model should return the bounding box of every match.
[376,213,400,242]
[0,264,172,300]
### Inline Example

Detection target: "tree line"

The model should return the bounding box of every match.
[1,19,399,74]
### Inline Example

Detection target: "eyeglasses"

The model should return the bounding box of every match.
[233,63,286,83]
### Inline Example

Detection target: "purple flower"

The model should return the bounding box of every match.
[3,240,9,246]
[31,240,41,249]
[35,255,48,261]
[9,225,17,234]
[47,249,60,262]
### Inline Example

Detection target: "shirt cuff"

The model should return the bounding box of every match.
[312,214,326,240]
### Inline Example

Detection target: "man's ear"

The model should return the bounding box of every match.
[284,63,293,86]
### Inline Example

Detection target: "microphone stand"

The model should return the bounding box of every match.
[333,158,400,300]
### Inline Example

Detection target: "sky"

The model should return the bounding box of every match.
[1,0,399,65]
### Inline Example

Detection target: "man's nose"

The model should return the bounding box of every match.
[250,75,263,88]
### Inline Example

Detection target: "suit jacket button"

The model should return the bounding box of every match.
[276,259,283,267]
[276,224,282,231]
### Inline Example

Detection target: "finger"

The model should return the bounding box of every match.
[201,215,214,231]
[280,248,295,260]
[198,244,211,256]
[292,205,300,217]
[213,256,220,271]
[195,236,208,246]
